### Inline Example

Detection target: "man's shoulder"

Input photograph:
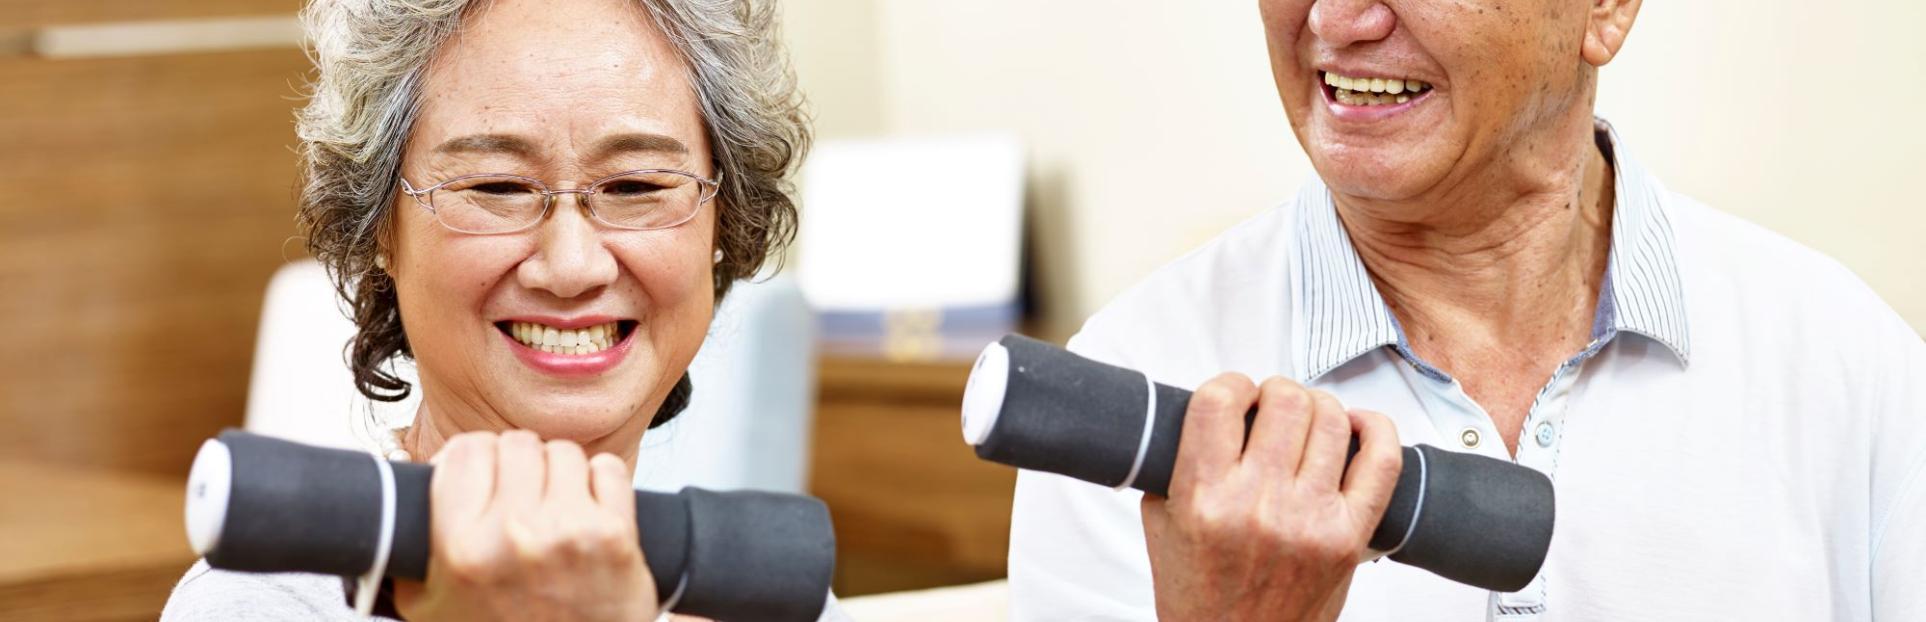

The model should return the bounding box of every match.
[1665,193,1909,338]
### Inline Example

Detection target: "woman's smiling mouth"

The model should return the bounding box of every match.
[496,319,640,376]
[503,320,628,355]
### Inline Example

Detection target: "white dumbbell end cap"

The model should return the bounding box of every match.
[184,439,232,556]
[961,341,1010,447]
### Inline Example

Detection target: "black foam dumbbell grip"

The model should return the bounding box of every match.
[971,335,1555,592]
[198,429,834,622]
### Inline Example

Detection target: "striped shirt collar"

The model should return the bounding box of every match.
[1291,118,1691,382]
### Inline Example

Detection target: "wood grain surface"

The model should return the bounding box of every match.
[0,461,194,621]
[0,46,313,476]
[811,356,1017,595]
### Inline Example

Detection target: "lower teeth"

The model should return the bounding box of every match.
[1336,88,1416,106]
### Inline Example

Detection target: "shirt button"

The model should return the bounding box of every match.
[1535,421,1556,448]
[1459,427,1482,449]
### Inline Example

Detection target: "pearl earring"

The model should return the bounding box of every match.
[713,249,724,264]
[374,254,388,271]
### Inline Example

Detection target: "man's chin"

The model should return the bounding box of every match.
[1307,144,1449,202]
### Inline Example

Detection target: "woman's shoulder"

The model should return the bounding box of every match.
[163,559,853,621]
[161,559,392,621]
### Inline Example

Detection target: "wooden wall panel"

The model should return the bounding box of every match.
[0,47,313,476]
[0,1,297,29]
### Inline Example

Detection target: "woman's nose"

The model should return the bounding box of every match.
[517,195,618,299]
[1309,0,1396,48]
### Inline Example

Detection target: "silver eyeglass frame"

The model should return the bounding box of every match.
[399,169,722,235]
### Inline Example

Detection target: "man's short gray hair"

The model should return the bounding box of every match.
[295,0,809,411]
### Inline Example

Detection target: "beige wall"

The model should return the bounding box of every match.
[1598,0,1926,333]
[786,1,1926,336]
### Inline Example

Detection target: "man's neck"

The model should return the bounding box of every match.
[1340,119,1613,356]
[1336,116,1614,454]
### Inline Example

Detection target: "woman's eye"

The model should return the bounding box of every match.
[602,180,666,196]
[468,182,531,195]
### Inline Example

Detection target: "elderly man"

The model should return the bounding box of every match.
[1007,0,1925,620]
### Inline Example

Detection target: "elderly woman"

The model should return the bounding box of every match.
[162,0,826,619]
[1010,0,1925,620]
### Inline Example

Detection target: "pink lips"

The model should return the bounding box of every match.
[499,318,636,377]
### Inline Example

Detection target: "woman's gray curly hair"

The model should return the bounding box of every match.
[296,0,808,427]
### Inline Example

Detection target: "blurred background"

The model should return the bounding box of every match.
[2,0,1921,619]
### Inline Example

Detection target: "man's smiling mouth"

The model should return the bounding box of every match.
[498,320,636,355]
[1322,71,1433,106]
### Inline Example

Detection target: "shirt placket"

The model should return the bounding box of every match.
[1394,335,1610,622]
[1491,353,1589,621]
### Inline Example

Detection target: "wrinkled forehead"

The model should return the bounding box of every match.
[409,0,710,168]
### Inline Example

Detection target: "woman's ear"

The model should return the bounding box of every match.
[1581,0,1642,67]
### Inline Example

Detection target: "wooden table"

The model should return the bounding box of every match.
[0,461,194,620]
[810,355,1017,596]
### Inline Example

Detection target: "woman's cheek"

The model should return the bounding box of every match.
[641,237,715,358]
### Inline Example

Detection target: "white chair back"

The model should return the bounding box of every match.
[242,259,816,493]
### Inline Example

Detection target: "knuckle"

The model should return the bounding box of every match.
[1361,409,1400,439]
[589,453,626,475]
[1263,379,1310,413]
[447,432,498,453]
[1191,378,1250,416]
[583,519,629,551]
[1177,500,1227,534]
[513,530,572,567]
[1304,534,1354,563]
[443,545,502,582]
[1366,447,1404,482]
[1252,514,1301,550]
[554,529,594,559]
[1237,511,1273,539]
[1257,375,1302,397]
[1307,388,1344,413]
[1306,387,1339,407]
[545,439,585,458]
[1310,398,1350,432]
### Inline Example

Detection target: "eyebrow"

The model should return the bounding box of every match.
[434,133,537,157]
[591,133,690,161]
[432,132,690,162]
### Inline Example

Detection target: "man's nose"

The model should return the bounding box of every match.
[1309,0,1397,48]
[518,194,617,300]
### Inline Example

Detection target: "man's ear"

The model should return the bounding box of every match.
[1581,0,1642,67]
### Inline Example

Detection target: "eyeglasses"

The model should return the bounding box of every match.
[400,169,721,235]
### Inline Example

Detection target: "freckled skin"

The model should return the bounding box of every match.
[1251,0,1640,454]
[387,0,715,463]
[1140,4,1646,617]
[1262,0,1598,206]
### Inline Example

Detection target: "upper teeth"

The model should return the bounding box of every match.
[510,321,618,355]
[1325,72,1430,94]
